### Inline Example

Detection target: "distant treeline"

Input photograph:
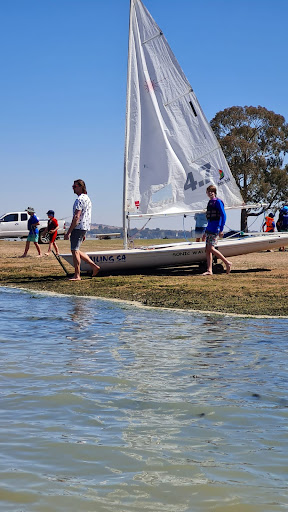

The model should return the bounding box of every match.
[89,225,189,239]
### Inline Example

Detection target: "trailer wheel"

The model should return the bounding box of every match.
[198,261,207,272]
[39,229,49,244]
[213,263,225,273]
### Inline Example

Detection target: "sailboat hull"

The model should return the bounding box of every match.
[60,233,288,274]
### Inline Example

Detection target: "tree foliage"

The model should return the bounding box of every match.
[210,105,288,230]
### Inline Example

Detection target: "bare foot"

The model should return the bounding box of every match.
[36,254,43,258]
[92,265,100,277]
[19,254,27,258]
[202,271,213,276]
[45,253,50,256]
[226,262,232,274]
[69,277,81,281]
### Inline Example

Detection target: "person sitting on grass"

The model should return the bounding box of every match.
[202,185,232,276]
[20,207,42,258]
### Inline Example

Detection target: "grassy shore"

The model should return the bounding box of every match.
[0,238,287,317]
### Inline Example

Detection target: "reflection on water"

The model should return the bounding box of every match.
[0,287,287,512]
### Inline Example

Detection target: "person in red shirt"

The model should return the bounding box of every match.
[44,210,59,256]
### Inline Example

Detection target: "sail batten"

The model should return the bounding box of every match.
[164,88,193,107]
[142,31,163,45]
[125,0,243,221]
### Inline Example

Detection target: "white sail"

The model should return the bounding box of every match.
[59,0,288,272]
[124,0,243,218]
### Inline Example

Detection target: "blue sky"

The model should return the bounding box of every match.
[1,0,287,232]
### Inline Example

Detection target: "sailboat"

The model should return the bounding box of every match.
[60,0,288,273]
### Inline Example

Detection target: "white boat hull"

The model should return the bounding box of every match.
[60,233,288,274]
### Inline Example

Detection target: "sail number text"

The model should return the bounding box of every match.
[91,254,126,264]
[184,170,210,192]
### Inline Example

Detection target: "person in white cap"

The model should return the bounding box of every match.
[20,207,42,257]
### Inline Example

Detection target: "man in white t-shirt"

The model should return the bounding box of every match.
[64,179,100,281]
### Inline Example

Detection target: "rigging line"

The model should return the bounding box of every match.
[224,221,244,235]
[164,88,193,107]
[128,217,152,241]
[224,229,243,239]
[249,215,262,229]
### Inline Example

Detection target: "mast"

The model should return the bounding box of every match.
[123,0,133,249]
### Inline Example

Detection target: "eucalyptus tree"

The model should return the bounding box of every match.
[210,106,288,231]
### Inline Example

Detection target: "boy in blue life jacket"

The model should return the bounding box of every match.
[202,185,232,276]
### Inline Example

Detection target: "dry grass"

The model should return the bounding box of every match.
[0,238,287,317]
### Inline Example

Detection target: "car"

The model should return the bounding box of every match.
[0,211,66,243]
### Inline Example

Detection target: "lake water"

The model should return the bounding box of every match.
[0,286,287,512]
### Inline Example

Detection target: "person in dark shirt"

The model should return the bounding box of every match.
[202,185,232,275]
[20,207,42,257]
[276,204,288,251]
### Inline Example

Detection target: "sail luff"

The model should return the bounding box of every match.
[123,0,134,249]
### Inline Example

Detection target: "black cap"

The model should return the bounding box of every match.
[46,210,54,216]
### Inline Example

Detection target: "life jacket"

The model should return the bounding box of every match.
[206,199,223,221]
[264,216,274,232]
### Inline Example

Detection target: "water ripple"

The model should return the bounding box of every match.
[0,287,287,511]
